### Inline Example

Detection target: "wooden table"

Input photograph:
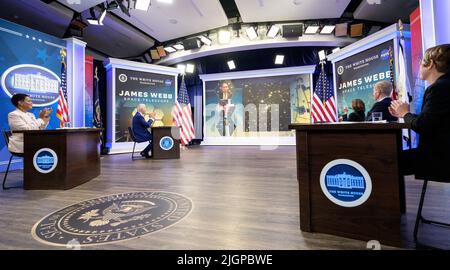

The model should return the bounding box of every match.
[20,128,101,190]
[289,123,410,247]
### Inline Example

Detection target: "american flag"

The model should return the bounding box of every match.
[311,64,337,123]
[56,49,69,128]
[172,75,195,145]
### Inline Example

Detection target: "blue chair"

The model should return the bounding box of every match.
[2,130,23,190]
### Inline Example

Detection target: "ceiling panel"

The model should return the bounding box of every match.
[56,0,104,13]
[81,13,155,58]
[112,0,229,42]
[354,0,419,23]
[0,0,73,38]
[235,0,352,23]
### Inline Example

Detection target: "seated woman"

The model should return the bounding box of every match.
[7,94,51,154]
[342,99,366,122]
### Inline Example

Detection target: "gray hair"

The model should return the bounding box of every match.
[374,81,392,97]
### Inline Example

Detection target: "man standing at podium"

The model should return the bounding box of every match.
[8,94,51,153]
[132,104,156,158]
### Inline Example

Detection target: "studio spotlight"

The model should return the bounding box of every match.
[218,30,231,44]
[164,46,176,53]
[227,60,236,70]
[246,26,258,40]
[87,7,106,25]
[320,25,335,34]
[177,64,186,74]
[305,25,320,34]
[186,64,195,74]
[199,35,212,46]
[173,44,184,50]
[275,55,285,65]
[267,25,280,38]
[135,0,151,11]
[318,50,326,61]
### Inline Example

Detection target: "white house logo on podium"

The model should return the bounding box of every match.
[320,159,372,207]
[33,148,58,174]
[1,64,60,106]
[31,191,193,247]
[159,136,174,151]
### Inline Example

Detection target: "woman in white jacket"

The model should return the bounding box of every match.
[7,94,51,153]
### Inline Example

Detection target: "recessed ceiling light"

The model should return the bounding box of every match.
[305,26,320,34]
[218,30,231,44]
[267,25,280,38]
[164,46,176,53]
[246,26,258,40]
[173,44,184,50]
[227,60,236,70]
[275,55,285,65]
[186,64,195,73]
[320,25,336,34]
[318,50,326,61]
[200,35,212,46]
[332,47,341,53]
[177,64,186,74]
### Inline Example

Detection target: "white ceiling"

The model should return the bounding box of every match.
[113,0,229,42]
[235,0,352,23]
[354,0,419,23]
[57,0,105,13]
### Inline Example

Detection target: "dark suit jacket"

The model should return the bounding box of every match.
[404,73,450,181]
[348,111,365,122]
[132,112,153,142]
[366,97,398,122]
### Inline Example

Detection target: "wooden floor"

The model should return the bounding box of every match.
[1,146,449,250]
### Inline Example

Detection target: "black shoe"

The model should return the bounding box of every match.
[140,151,146,157]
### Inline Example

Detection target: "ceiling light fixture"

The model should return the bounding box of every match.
[332,47,340,53]
[135,0,151,11]
[227,60,236,70]
[164,46,176,53]
[199,35,212,46]
[275,55,285,65]
[86,7,106,26]
[186,64,195,73]
[218,30,231,44]
[246,26,258,40]
[267,25,280,38]
[177,64,186,74]
[173,44,184,50]
[305,25,320,34]
[318,50,326,61]
[320,25,336,34]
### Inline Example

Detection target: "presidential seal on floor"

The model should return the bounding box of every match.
[31,191,193,247]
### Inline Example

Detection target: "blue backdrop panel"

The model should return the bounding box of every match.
[0,19,65,172]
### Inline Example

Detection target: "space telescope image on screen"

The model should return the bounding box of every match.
[205,74,311,138]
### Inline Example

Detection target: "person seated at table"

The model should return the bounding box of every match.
[132,104,156,158]
[389,44,450,180]
[342,99,366,122]
[7,94,51,154]
[366,81,397,122]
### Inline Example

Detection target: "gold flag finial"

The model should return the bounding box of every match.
[398,19,404,31]
[94,66,99,80]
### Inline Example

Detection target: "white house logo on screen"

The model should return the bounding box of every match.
[337,65,345,75]
[1,64,60,106]
[320,159,372,207]
[159,136,174,151]
[118,73,128,83]
[33,148,58,174]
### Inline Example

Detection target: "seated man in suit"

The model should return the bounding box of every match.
[8,93,51,153]
[132,104,156,158]
[365,81,398,122]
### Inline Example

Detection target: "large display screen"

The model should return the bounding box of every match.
[204,74,311,138]
[335,40,394,116]
[114,68,175,142]
[0,19,65,171]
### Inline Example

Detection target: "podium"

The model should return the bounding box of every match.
[288,123,410,247]
[151,126,180,159]
[21,128,101,190]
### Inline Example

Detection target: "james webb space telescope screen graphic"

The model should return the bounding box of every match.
[205,74,311,138]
